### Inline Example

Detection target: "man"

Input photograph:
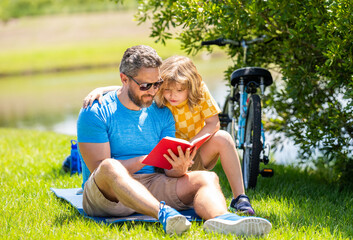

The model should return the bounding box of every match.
[77,45,272,236]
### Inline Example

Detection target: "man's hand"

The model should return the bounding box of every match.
[163,146,197,177]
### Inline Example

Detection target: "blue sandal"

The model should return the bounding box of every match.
[229,194,255,215]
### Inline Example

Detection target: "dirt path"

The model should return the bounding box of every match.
[0,11,151,51]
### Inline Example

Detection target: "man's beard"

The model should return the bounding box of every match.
[128,88,154,108]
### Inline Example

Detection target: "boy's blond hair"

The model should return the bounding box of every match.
[156,56,204,110]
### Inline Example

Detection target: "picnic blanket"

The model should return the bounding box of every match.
[50,188,202,224]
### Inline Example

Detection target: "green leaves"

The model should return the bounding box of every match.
[127,0,353,187]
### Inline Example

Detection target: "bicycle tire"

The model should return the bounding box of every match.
[242,94,262,189]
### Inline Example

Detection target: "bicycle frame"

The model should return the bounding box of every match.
[202,36,274,188]
[231,83,266,151]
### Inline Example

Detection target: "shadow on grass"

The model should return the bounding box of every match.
[213,162,353,238]
[52,198,83,226]
[43,165,82,184]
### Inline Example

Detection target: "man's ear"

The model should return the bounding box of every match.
[120,73,128,85]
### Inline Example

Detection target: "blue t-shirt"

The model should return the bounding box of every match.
[77,90,175,187]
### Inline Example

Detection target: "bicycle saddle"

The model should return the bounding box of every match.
[230,67,273,87]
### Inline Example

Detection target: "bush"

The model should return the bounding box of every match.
[116,0,353,188]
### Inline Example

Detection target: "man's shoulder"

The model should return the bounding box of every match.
[149,102,172,114]
[90,91,117,109]
[100,90,118,106]
[79,90,118,119]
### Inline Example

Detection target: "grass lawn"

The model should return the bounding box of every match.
[1,128,352,239]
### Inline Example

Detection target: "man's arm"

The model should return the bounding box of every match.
[79,142,147,174]
[78,103,146,175]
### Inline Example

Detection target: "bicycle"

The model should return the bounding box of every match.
[202,36,274,189]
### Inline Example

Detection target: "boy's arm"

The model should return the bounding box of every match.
[189,82,221,142]
[190,114,220,142]
[83,86,120,108]
[160,107,194,177]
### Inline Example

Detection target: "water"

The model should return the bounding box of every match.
[52,114,78,135]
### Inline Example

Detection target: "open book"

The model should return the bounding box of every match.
[142,133,212,170]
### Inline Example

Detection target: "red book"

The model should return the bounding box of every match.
[142,133,212,170]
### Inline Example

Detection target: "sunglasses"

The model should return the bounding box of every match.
[124,73,164,91]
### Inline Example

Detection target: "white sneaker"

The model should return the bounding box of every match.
[203,213,272,236]
[158,201,191,235]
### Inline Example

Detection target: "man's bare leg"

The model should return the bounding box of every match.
[94,158,160,217]
[176,171,228,220]
[92,158,191,235]
[176,170,271,236]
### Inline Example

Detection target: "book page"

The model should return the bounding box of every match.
[190,133,211,149]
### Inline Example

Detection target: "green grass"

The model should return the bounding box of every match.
[0,10,187,75]
[0,0,136,21]
[1,128,352,239]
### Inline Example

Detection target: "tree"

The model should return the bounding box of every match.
[117,0,353,187]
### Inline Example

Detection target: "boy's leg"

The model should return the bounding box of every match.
[197,130,245,199]
[196,130,255,215]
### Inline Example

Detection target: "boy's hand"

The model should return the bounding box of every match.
[83,88,104,108]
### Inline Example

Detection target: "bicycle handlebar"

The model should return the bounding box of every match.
[201,38,228,46]
[201,35,268,47]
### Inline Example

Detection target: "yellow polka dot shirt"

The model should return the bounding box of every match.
[165,82,221,141]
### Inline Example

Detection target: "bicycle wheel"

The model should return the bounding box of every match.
[242,94,262,189]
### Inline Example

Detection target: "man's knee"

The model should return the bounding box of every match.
[93,158,129,203]
[178,171,221,202]
[192,171,220,187]
[96,158,129,179]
